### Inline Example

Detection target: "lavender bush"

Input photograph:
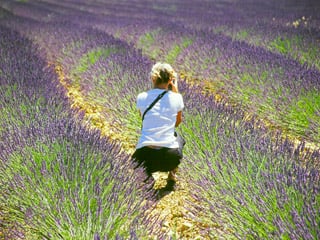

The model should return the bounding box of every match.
[0,26,149,239]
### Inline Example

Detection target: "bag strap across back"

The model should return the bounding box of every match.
[142,90,167,122]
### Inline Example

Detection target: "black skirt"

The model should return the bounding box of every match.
[132,146,182,174]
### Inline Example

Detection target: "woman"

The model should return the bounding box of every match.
[132,62,185,192]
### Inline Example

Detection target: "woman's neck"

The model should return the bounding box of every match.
[153,83,168,89]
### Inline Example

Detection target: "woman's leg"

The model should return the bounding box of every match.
[132,148,154,190]
[162,148,182,191]
[164,168,177,191]
[168,167,178,182]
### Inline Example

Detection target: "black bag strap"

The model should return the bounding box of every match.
[142,90,167,122]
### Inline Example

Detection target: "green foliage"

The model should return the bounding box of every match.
[236,72,263,105]
[236,29,249,41]
[59,41,84,65]
[222,26,320,71]
[152,3,177,13]
[137,28,162,59]
[284,90,320,139]
[270,37,292,54]
[2,138,141,239]
[300,45,320,69]
[165,37,193,64]
[73,47,121,75]
[269,35,320,70]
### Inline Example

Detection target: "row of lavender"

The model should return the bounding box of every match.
[1,1,319,239]
[163,0,320,69]
[33,0,320,145]
[182,103,320,238]
[0,25,152,239]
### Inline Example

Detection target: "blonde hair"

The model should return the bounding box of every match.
[150,62,177,83]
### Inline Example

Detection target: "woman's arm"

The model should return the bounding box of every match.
[175,111,182,127]
[168,79,178,93]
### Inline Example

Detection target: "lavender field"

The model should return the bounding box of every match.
[0,0,319,239]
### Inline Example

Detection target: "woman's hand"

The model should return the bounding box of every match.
[168,79,178,93]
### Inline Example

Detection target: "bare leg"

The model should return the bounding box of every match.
[168,167,178,182]
[162,167,178,192]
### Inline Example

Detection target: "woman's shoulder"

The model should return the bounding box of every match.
[138,89,162,97]
[137,91,148,99]
[168,90,181,95]
[167,91,184,106]
[168,91,183,98]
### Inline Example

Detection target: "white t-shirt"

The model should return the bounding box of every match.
[136,89,184,149]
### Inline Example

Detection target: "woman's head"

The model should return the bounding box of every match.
[150,62,177,86]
